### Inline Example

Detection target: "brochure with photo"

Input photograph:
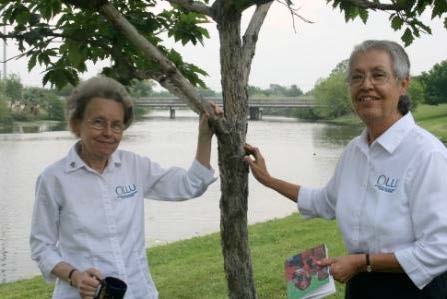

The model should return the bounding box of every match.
[285,244,336,299]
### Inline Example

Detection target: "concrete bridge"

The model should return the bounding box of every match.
[135,96,318,120]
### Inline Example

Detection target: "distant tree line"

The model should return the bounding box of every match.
[296,58,446,121]
[0,77,164,125]
[248,84,303,97]
[1,59,446,125]
[0,74,65,124]
[420,60,447,105]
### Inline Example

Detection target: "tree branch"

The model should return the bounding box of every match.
[345,0,401,11]
[211,0,273,20]
[98,2,207,114]
[276,0,313,33]
[241,2,273,85]
[164,0,214,17]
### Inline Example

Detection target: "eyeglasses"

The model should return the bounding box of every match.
[348,70,393,87]
[87,118,125,133]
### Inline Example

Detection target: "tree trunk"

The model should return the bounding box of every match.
[96,2,264,297]
[217,11,257,299]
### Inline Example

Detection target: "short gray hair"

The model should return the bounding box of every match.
[348,40,410,80]
[348,40,411,115]
[66,76,134,129]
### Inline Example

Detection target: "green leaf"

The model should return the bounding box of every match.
[391,15,404,30]
[398,0,416,12]
[418,22,432,34]
[28,13,40,26]
[42,70,52,86]
[28,53,37,71]
[66,42,83,67]
[37,52,51,65]
[68,49,82,67]
[339,1,356,22]
[358,9,369,24]
[62,69,79,87]
[413,27,420,37]
[15,8,30,25]
[402,28,414,46]
[415,0,430,15]
[328,0,341,9]
[432,0,447,19]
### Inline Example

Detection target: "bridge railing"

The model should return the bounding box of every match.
[134,96,319,108]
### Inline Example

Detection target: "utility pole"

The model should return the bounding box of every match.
[2,25,6,80]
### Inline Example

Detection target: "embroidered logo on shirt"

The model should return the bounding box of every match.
[115,184,138,199]
[374,175,399,193]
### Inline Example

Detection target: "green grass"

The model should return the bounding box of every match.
[412,103,447,142]
[323,103,447,142]
[0,214,346,299]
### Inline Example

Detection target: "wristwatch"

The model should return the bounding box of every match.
[365,254,373,273]
[68,268,78,286]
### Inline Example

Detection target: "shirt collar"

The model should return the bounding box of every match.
[107,150,122,171]
[64,141,122,173]
[375,112,415,154]
[357,112,416,154]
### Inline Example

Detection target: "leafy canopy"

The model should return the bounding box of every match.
[327,0,447,46]
[0,0,446,89]
[313,59,352,119]
[0,0,210,89]
[421,60,447,105]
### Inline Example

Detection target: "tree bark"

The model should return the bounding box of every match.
[85,1,263,297]
[216,10,257,299]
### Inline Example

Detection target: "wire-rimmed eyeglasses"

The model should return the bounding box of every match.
[348,70,393,87]
[87,117,125,133]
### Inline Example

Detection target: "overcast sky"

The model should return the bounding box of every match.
[4,1,447,93]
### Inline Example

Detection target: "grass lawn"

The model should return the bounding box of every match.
[325,103,447,142]
[412,103,447,142]
[0,214,346,299]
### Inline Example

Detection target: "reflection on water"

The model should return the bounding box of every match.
[0,121,68,134]
[0,111,359,283]
[314,124,363,147]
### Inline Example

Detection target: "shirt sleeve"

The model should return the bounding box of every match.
[394,150,447,289]
[297,148,347,220]
[143,158,217,201]
[29,174,63,283]
[297,177,337,220]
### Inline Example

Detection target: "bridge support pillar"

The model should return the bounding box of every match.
[249,107,262,120]
[170,107,176,119]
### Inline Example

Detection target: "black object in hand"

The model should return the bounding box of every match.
[94,276,127,299]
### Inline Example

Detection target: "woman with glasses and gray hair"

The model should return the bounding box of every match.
[245,40,447,298]
[30,76,222,299]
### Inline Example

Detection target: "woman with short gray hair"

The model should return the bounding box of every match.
[245,40,447,298]
[30,76,222,299]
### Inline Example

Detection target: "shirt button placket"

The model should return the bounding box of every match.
[358,154,370,251]
[101,179,127,278]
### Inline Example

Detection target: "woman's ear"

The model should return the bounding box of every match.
[70,119,81,137]
[400,77,410,96]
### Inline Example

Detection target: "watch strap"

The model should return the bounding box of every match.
[365,254,372,272]
[68,268,77,286]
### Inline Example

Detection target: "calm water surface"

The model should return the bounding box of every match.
[0,110,361,283]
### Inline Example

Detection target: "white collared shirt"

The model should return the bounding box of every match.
[298,112,447,289]
[30,144,216,299]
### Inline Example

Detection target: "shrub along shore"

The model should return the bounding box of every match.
[326,103,447,143]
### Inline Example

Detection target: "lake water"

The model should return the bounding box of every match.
[0,110,361,283]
